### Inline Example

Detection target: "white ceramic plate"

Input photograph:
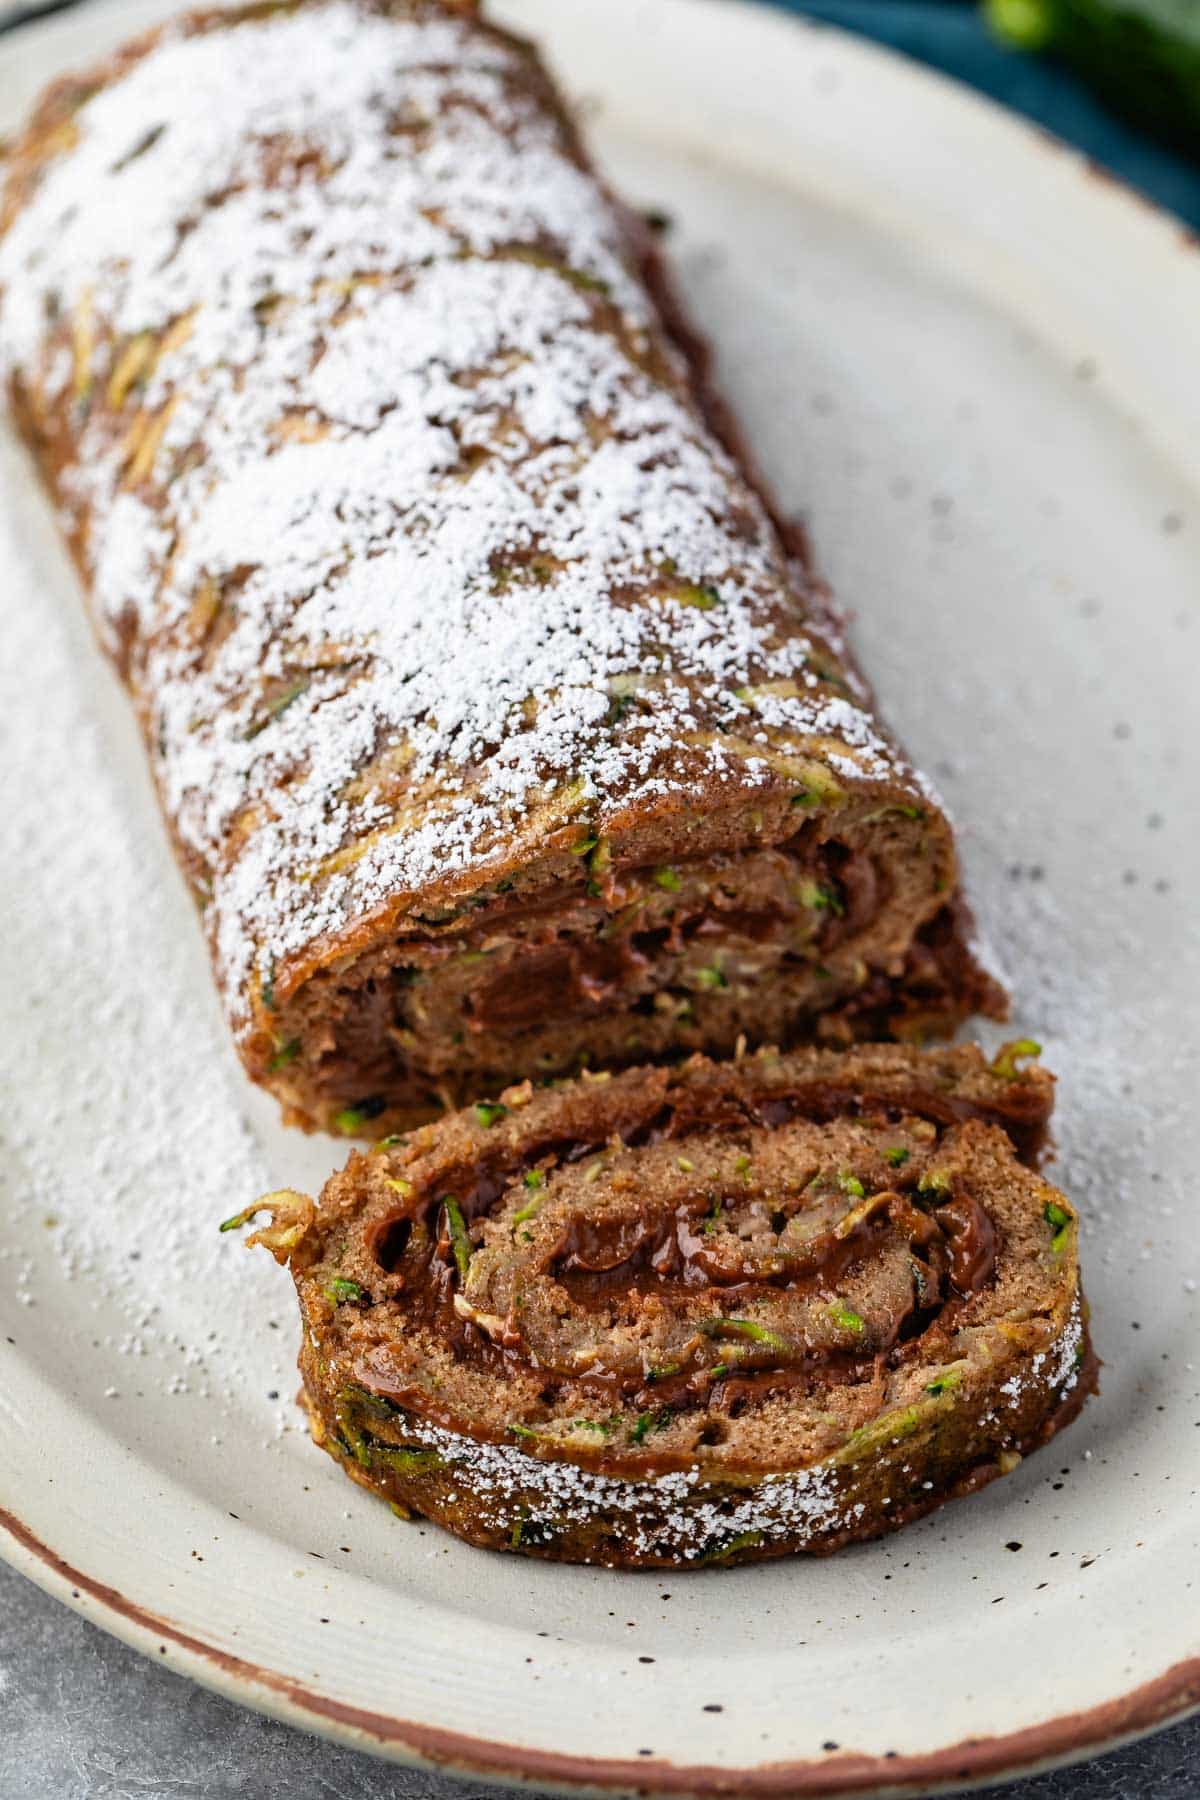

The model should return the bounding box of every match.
[1,1,1197,1792]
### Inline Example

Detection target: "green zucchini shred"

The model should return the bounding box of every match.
[797,878,843,914]
[700,1529,764,1563]
[218,1206,258,1234]
[701,1316,787,1349]
[443,1196,471,1281]
[1043,1199,1071,1253]
[333,1394,371,1469]
[841,1404,924,1460]
[990,1038,1042,1079]
[667,582,721,610]
[371,1442,444,1475]
[324,1277,364,1304]
[631,1407,672,1444]
[243,677,309,741]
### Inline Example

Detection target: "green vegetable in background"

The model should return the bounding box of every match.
[985,0,1200,156]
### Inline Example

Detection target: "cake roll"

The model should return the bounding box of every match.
[0,0,1002,1134]
[227,1042,1094,1566]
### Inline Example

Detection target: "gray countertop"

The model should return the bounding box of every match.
[2,1560,1197,1800]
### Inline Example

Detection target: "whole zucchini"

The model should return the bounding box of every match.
[986,0,1200,156]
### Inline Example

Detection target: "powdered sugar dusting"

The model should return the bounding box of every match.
[377,1420,862,1560]
[0,432,298,1438]
[0,0,908,1034]
[334,1295,1085,1562]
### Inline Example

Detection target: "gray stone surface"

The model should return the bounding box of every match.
[2,1562,1197,1800]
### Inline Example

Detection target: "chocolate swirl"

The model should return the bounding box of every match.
[237,1043,1092,1565]
[368,1119,997,1415]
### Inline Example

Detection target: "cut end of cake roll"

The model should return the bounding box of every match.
[0,0,1002,1139]
[230,1041,1093,1567]
[253,785,1006,1138]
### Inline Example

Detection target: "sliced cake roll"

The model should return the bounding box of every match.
[228,1042,1094,1566]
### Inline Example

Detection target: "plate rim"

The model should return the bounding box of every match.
[5,1501,1200,1795]
[2,0,1199,1791]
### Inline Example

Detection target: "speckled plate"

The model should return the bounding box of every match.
[1,0,1198,1792]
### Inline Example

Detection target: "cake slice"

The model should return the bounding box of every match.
[228,1041,1094,1566]
[0,0,1001,1137]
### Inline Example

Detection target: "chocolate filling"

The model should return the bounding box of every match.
[269,834,956,1127]
[358,1086,1001,1423]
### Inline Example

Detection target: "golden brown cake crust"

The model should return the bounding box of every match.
[233,1042,1094,1567]
[0,0,1001,1131]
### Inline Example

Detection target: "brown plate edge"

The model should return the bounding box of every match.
[3,1502,1198,1799]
